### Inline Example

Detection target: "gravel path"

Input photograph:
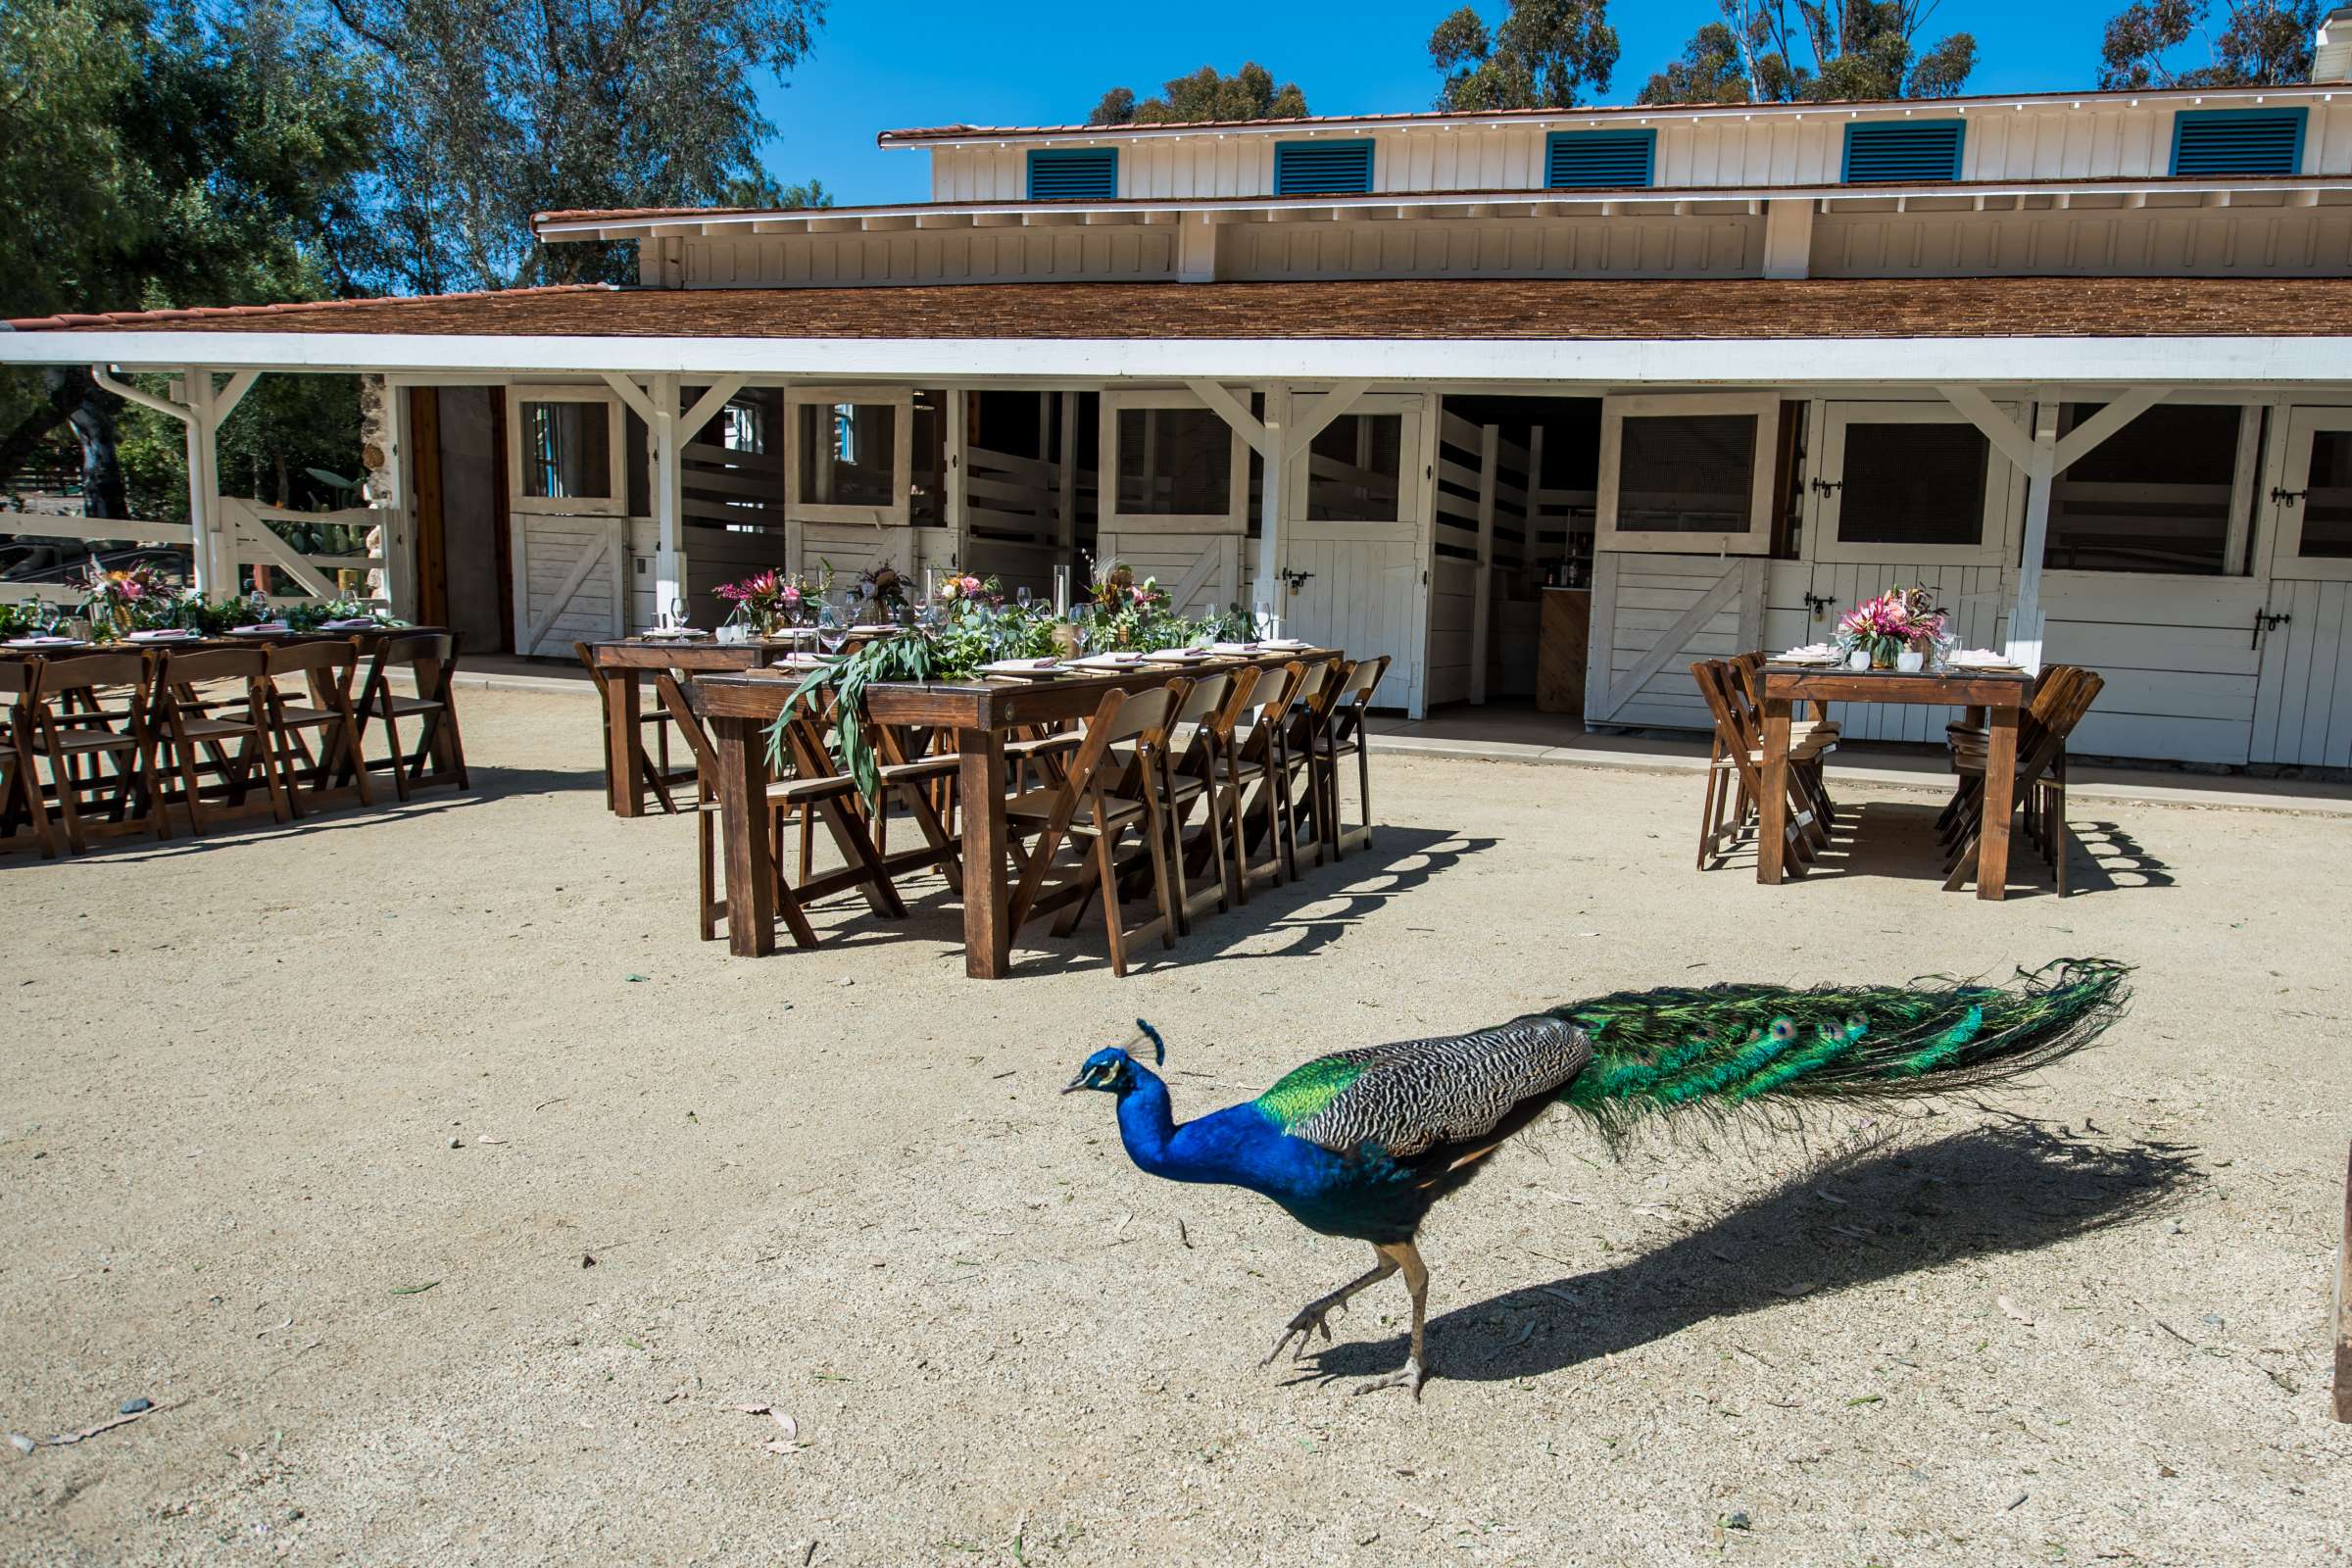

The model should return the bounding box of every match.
[3,688,2347,1565]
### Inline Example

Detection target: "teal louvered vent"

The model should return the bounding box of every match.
[1027,147,1117,201]
[1544,129,1656,189]
[2171,109,2308,176]
[1841,121,1966,183]
[1274,139,1375,196]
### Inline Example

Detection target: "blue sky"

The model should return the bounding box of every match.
[756,1,2122,204]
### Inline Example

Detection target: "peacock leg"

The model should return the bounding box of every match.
[1353,1242,1430,1399]
[1260,1249,1399,1366]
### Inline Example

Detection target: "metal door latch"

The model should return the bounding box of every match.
[1279,568,1315,595]
[1803,593,1835,619]
[2271,486,2307,509]
[2253,610,2291,649]
[1809,477,1843,497]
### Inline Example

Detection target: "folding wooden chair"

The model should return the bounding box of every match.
[1936,663,2084,839]
[358,633,470,800]
[1731,651,1839,838]
[1943,666,2103,896]
[1219,662,1303,903]
[1003,683,1183,978]
[1318,655,1391,859]
[1150,669,1237,936]
[261,638,373,816]
[0,660,57,858]
[1270,660,1343,878]
[652,671,826,946]
[576,641,690,813]
[24,652,170,852]
[1690,659,1835,872]
[153,647,286,833]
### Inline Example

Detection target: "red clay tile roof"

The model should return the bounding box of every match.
[10,276,2351,341]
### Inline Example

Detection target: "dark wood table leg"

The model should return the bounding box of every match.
[957,725,1009,979]
[713,714,775,956]
[1977,704,2018,901]
[1756,696,1793,886]
[607,664,644,818]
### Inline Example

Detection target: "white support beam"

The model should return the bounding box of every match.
[2052,385,2169,472]
[90,367,192,425]
[1253,384,1291,628]
[1055,391,1078,551]
[944,387,968,555]
[1185,378,1275,460]
[679,376,747,440]
[599,371,662,427]
[2008,401,2061,672]
[1937,383,2044,474]
[215,368,260,423]
[646,372,686,614]
[183,371,231,596]
[1288,380,1373,452]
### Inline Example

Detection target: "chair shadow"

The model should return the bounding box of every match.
[793,825,1496,975]
[0,764,603,867]
[1705,799,2172,899]
[1293,1120,2201,1387]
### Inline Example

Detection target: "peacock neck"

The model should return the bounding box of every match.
[1113,1069,1182,1176]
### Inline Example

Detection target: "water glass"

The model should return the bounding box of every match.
[816,604,848,658]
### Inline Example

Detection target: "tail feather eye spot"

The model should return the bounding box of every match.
[1769,1018,1797,1044]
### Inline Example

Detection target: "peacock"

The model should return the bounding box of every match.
[1062,958,2129,1398]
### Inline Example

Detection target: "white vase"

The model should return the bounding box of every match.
[1846,649,1872,671]
[1896,649,1925,673]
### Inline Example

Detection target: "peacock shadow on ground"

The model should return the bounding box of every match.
[1292,1119,2202,1388]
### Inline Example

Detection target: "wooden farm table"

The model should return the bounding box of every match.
[1758,662,2035,901]
[692,647,1341,977]
[588,631,895,816]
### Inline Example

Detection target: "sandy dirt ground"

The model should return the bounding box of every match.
[2,687,2348,1567]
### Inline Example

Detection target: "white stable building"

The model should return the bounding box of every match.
[8,21,2352,769]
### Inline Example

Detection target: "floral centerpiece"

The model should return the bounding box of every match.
[932,571,1003,612]
[1835,587,1947,671]
[1066,560,1190,654]
[76,559,175,635]
[853,562,910,620]
[714,567,826,633]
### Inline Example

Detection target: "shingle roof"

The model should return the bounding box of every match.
[11,276,2350,341]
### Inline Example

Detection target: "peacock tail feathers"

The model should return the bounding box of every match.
[1551,957,2130,1147]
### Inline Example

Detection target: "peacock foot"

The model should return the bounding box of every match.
[1353,1355,1428,1400]
[1260,1300,1345,1367]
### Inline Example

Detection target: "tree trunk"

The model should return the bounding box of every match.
[68,381,127,519]
[0,367,95,492]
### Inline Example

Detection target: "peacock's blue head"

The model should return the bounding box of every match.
[1060,1019,1165,1096]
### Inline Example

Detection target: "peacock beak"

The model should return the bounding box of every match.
[1059,1071,1091,1094]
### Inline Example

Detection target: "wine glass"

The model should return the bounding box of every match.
[28,596,48,635]
[248,586,269,625]
[1015,585,1033,611]
[816,602,848,659]
[668,596,687,632]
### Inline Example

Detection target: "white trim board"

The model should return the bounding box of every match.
[17,332,2352,386]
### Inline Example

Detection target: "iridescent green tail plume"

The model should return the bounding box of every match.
[1551,958,2130,1146]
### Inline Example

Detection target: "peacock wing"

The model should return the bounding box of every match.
[1274,1015,1592,1160]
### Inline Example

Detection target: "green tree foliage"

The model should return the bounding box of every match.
[325,0,825,292]
[0,0,379,514]
[1428,0,1620,111]
[1088,63,1307,126]
[2097,0,2317,88]
[1640,1,1978,106]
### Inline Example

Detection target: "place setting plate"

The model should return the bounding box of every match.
[5,635,85,649]
[126,629,199,643]
[979,658,1067,679]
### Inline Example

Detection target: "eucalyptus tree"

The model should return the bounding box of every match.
[2097,0,2318,88]
[1088,63,1309,126]
[1427,0,1621,111]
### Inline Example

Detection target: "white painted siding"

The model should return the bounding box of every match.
[1220,215,1762,280]
[1814,199,2352,277]
[2252,578,2352,766]
[919,98,2352,204]
[1587,553,1764,730]
[682,228,1177,288]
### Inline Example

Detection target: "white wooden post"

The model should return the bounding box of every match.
[181,373,235,596]
[2008,400,2060,672]
[649,372,685,617]
[1254,383,1291,633]
[1470,422,1499,705]
[370,377,417,618]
